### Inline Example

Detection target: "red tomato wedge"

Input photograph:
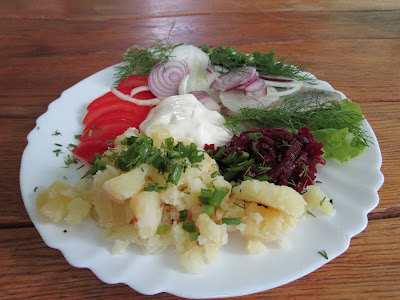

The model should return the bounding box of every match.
[83,100,152,126]
[72,139,114,162]
[80,118,140,142]
[117,75,148,88]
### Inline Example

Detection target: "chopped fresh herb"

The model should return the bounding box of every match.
[76,165,84,170]
[320,196,326,206]
[211,171,219,178]
[63,230,67,233]
[203,204,215,215]
[67,143,77,150]
[52,130,61,136]
[64,155,78,166]
[37,127,40,130]
[202,45,312,83]
[179,210,188,222]
[156,224,169,235]
[222,218,242,225]
[91,125,101,130]
[189,231,200,242]
[318,250,328,259]
[114,23,183,84]
[233,202,245,209]
[88,129,93,137]
[182,220,196,233]
[34,187,38,192]
[54,143,62,147]
[209,187,230,206]
[316,180,323,184]
[144,182,167,192]
[74,134,81,139]
[53,149,62,156]
[306,210,316,217]
[248,132,263,140]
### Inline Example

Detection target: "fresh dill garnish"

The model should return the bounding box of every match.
[225,97,370,147]
[320,196,327,206]
[201,45,314,83]
[52,130,61,136]
[318,250,329,259]
[34,187,38,192]
[306,210,316,217]
[64,155,79,167]
[74,134,81,139]
[114,24,183,85]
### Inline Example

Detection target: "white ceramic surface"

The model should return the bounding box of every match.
[20,65,384,298]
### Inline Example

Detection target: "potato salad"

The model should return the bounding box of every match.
[34,38,352,274]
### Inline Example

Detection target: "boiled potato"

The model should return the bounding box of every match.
[103,164,150,203]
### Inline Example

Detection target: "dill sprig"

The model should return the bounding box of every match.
[201,45,314,83]
[225,97,370,146]
[114,25,182,85]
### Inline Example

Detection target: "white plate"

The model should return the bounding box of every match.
[20,65,384,298]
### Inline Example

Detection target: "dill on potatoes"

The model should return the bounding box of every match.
[224,97,370,147]
[201,45,314,83]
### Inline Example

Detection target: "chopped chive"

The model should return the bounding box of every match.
[76,165,84,170]
[213,146,225,160]
[182,220,196,233]
[189,231,200,242]
[92,125,102,130]
[201,188,212,199]
[54,143,62,147]
[209,187,230,206]
[179,209,188,222]
[211,171,219,178]
[52,130,61,136]
[74,134,81,139]
[203,204,215,215]
[34,187,38,192]
[88,129,93,137]
[320,196,326,206]
[222,217,242,225]
[167,164,184,185]
[156,224,169,235]
[318,250,328,259]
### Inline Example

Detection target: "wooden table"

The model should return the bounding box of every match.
[1,1,399,298]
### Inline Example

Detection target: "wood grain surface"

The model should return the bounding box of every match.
[1,1,399,298]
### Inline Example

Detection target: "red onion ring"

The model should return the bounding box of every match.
[148,60,190,99]
[210,67,258,92]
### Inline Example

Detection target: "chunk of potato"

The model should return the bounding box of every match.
[129,191,162,239]
[303,185,335,216]
[103,164,150,203]
[232,180,306,217]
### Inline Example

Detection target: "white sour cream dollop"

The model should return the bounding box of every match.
[139,94,233,147]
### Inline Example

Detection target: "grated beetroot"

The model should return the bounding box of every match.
[205,127,325,193]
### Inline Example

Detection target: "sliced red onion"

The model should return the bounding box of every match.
[206,66,222,83]
[148,60,190,99]
[210,67,258,92]
[191,91,221,113]
[244,78,267,98]
[111,87,160,106]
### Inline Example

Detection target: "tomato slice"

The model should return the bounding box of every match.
[83,100,152,125]
[117,75,148,88]
[72,139,114,162]
[80,118,140,142]
[87,89,156,111]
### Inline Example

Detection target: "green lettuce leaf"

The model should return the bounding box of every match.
[312,128,366,163]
